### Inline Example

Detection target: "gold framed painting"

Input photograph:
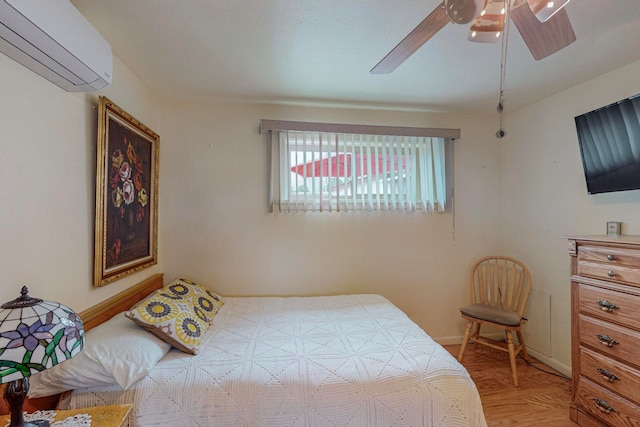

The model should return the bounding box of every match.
[94,96,159,287]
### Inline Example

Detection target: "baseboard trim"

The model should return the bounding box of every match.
[434,333,504,346]
[526,347,571,378]
[433,335,465,346]
[434,334,571,378]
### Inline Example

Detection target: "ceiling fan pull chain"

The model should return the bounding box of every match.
[496,0,510,138]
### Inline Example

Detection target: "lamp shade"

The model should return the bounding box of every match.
[0,287,85,384]
[527,0,570,23]
[468,0,506,43]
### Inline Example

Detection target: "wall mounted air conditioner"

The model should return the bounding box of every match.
[0,0,112,92]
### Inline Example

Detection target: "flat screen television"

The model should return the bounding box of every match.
[575,93,640,194]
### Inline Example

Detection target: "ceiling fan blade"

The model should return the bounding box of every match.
[510,2,575,61]
[370,2,449,74]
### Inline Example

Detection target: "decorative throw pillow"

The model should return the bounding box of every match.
[125,289,210,354]
[161,278,224,325]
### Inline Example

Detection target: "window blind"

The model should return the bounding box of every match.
[262,120,457,213]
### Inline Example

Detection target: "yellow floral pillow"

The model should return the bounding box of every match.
[161,278,224,325]
[125,291,209,354]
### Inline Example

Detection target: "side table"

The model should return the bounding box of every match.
[0,404,132,427]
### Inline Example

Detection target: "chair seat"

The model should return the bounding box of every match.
[460,303,522,326]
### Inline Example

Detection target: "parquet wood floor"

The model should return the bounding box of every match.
[444,344,578,426]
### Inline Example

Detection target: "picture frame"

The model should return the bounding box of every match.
[606,221,622,236]
[94,96,159,287]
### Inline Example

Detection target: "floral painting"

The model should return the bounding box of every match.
[95,96,159,287]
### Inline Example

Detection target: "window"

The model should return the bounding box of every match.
[261,120,458,213]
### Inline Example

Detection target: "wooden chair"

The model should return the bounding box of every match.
[457,256,532,387]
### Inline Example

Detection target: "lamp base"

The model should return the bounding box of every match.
[3,378,48,427]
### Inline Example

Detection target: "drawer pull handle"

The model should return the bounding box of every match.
[597,367,620,382]
[607,254,615,261]
[596,334,619,347]
[594,398,615,414]
[596,300,618,312]
[607,270,616,277]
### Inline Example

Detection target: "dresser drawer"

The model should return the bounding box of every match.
[575,377,640,426]
[577,244,640,286]
[578,261,640,286]
[580,347,640,406]
[578,245,640,268]
[578,284,640,330]
[578,314,640,366]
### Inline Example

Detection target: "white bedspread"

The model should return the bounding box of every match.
[66,295,487,426]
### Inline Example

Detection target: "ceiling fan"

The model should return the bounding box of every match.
[371,0,576,74]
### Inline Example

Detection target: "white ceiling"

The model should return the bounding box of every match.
[70,0,640,114]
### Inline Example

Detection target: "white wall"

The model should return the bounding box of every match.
[0,42,504,342]
[502,59,640,374]
[159,100,504,339]
[0,54,161,312]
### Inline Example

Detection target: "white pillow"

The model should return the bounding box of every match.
[28,312,171,398]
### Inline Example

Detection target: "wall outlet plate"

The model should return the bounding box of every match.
[606,221,622,235]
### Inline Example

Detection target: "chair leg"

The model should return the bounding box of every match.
[516,330,529,361]
[506,331,519,387]
[458,321,473,361]
[471,322,481,340]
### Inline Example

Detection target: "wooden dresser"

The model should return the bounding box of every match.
[568,235,640,426]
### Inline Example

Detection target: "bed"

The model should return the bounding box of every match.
[34,274,487,426]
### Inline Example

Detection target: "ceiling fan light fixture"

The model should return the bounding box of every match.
[445,0,486,25]
[527,0,570,22]
[467,0,505,43]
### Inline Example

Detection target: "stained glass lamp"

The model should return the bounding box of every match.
[0,287,85,427]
